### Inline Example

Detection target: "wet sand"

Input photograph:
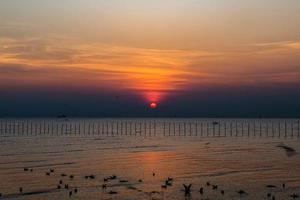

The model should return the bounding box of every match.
[0,120,300,200]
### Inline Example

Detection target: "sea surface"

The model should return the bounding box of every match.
[0,118,299,200]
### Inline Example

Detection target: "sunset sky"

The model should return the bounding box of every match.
[0,0,300,117]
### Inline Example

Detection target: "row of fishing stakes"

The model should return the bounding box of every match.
[0,120,299,138]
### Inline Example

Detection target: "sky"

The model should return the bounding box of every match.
[0,0,300,117]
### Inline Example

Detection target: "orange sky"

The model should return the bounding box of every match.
[1,0,300,103]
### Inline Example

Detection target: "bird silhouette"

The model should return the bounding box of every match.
[199,187,204,195]
[109,191,117,195]
[237,189,247,196]
[212,185,218,190]
[161,185,167,189]
[183,184,192,195]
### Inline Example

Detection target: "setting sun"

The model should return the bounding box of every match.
[150,102,157,109]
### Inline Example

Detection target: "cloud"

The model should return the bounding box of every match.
[1,36,300,99]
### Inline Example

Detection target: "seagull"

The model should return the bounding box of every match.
[199,187,204,195]
[161,185,167,189]
[237,190,247,196]
[212,185,218,190]
[183,184,192,195]
[108,191,117,195]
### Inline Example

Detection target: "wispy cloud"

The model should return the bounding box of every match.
[1,36,300,101]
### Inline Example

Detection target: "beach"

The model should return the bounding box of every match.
[0,119,299,199]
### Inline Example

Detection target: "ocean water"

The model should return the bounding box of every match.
[0,118,299,200]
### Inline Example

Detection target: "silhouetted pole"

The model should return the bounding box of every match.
[139,122,142,136]
[12,120,15,136]
[134,122,136,136]
[1,120,4,136]
[291,121,294,138]
[3,120,6,135]
[230,121,233,137]
[43,120,46,135]
[259,121,262,137]
[284,121,287,138]
[154,121,156,136]
[201,122,203,137]
[218,121,221,137]
[266,121,269,137]
[241,121,244,137]
[106,121,109,136]
[272,121,274,137]
[278,121,281,138]
[298,120,300,137]
[51,120,53,136]
[236,121,238,137]
[224,122,227,137]
[25,120,28,136]
[179,123,181,136]
[173,122,175,136]
[247,122,250,137]
[207,121,209,137]
[47,121,49,135]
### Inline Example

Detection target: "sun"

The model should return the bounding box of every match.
[149,102,157,109]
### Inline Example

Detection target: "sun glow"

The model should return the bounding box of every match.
[150,102,157,109]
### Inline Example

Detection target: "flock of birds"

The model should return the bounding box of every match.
[0,167,299,200]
